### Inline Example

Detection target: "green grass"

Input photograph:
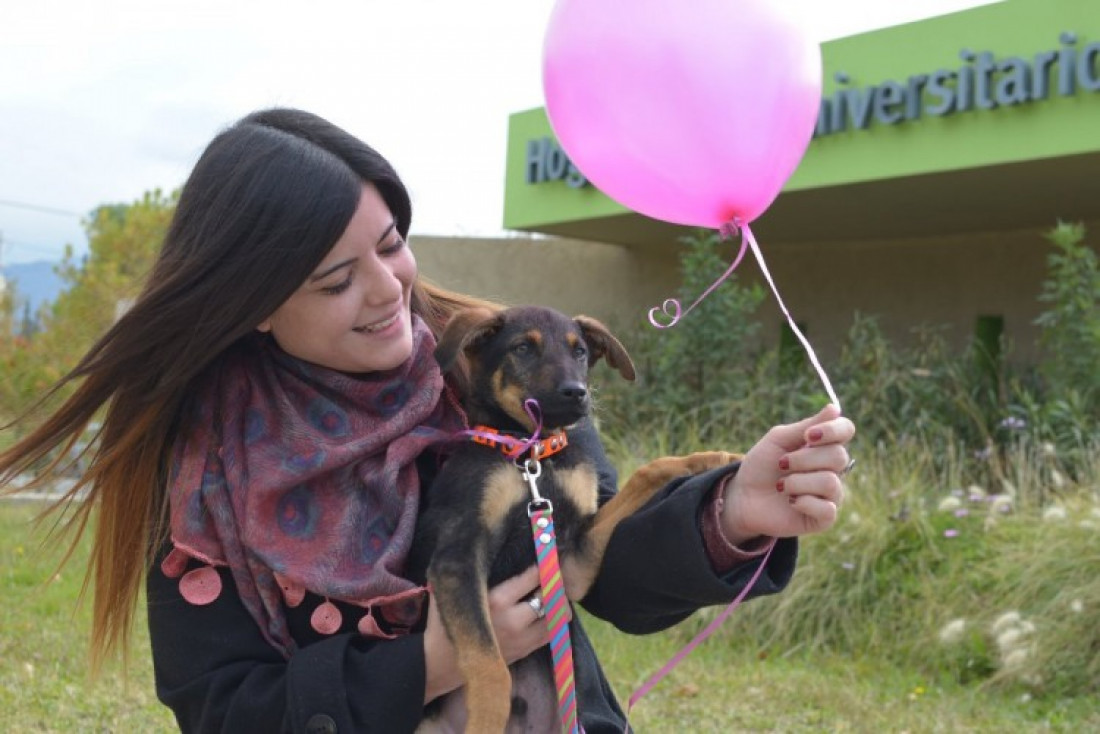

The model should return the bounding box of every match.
[4,456,1099,734]
[587,611,1099,732]
[1,501,175,733]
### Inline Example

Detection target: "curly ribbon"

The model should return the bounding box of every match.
[647,223,748,329]
[648,220,841,411]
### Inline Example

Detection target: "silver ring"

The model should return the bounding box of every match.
[841,458,856,476]
[527,595,545,619]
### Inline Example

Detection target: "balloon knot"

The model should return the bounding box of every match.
[719,220,742,241]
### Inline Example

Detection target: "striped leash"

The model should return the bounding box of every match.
[521,457,581,734]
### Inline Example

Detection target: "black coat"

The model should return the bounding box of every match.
[147,421,797,733]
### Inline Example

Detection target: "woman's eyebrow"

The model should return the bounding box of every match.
[308,222,397,282]
[309,258,356,282]
[376,221,396,244]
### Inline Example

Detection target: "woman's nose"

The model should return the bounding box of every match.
[360,256,403,304]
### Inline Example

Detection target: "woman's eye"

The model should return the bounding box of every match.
[321,277,352,295]
[381,238,406,256]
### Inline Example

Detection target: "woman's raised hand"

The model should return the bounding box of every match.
[721,404,855,544]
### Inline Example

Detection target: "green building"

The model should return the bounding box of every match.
[499,0,1099,363]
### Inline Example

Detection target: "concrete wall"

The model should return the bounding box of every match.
[756,219,1100,363]
[410,235,681,332]
[412,220,1100,364]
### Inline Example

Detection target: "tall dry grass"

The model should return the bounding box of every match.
[601,422,1100,699]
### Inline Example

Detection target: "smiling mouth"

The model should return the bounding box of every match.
[354,313,399,334]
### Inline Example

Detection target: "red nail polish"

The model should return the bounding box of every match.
[778,456,790,471]
[775,480,785,493]
[808,428,823,442]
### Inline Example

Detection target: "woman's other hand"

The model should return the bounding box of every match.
[422,566,565,703]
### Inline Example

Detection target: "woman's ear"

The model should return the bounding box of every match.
[256,319,272,334]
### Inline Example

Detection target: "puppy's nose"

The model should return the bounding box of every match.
[559,382,588,401]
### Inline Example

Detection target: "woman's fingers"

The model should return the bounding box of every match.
[782,470,846,507]
[786,491,841,527]
[803,414,856,447]
[488,566,540,608]
[780,444,850,474]
[489,565,572,626]
[765,403,842,453]
[487,566,572,664]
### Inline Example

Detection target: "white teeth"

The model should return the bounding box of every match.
[359,314,398,333]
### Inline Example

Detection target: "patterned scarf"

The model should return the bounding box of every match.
[163,316,465,657]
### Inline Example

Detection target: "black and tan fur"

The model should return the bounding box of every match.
[409,305,737,732]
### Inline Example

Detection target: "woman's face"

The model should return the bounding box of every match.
[257,184,417,373]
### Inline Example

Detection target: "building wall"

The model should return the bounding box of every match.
[411,234,680,332]
[413,219,1100,364]
[747,220,1100,363]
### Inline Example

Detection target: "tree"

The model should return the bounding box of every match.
[19,302,40,340]
[0,189,177,422]
[641,229,766,424]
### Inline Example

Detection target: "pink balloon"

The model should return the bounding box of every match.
[542,0,822,228]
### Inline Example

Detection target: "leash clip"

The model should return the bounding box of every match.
[519,458,553,515]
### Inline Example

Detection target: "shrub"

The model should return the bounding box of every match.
[596,221,1100,477]
[594,229,768,451]
[639,442,1100,698]
[594,221,1100,698]
[1035,222,1100,404]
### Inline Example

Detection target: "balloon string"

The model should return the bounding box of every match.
[647,228,748,329]
[624,539,776,731]
[646,221,841,412]
[741,223,842,411]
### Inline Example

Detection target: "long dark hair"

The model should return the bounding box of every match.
[0,108,492,669]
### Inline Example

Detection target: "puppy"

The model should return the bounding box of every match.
[410,305,736,732]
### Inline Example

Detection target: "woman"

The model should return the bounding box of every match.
[0,108,853,732]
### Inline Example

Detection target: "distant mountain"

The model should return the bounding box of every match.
[1,260,66,314]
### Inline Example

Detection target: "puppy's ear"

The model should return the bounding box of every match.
[434,307,502,373]
[575,315,636,382]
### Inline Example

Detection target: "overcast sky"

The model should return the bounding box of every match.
[0,0,997,265]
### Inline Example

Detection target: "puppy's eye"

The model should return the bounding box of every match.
[573,345,588,360]
[512,342,532,356]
